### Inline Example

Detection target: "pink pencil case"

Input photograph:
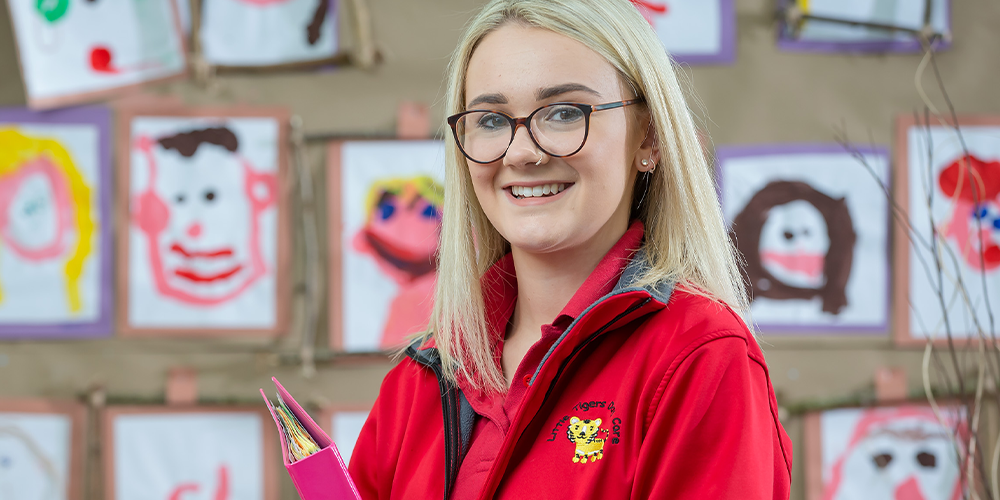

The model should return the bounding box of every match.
[260,377,362,500]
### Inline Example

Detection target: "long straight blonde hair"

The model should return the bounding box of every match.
[421,0,750,394]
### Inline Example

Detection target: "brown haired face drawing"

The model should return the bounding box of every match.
[731,181,856,315]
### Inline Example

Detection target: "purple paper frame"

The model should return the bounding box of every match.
[0,106,113,339]
[714,143,891,335]
[776,0,952,54]
[666,0,736,66]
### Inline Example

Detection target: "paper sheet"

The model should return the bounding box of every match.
[200,0,337,66]
[0,108,110,337]
[337,141,445,352]
[905,125,1000,340]
[126,116,281,330]
[5,0,186,107]
[720,145,890,333]
[0,412,73,500]
[113,412,266,500]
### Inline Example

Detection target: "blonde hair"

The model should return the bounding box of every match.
[423,0,751,393]
[0,128,95,312]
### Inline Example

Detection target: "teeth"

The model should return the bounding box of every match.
[510,183,566,199]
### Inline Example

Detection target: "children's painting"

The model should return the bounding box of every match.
[805,404,967,500]
[630,0,735,65]
[718,144,890,334]
[328,141,445,352]
[5,0,186,109]
[0,107,112,338]
[894,116,1000,346]
[199,0,338,67]
[321,407,370,465]
[0,400,86,500]
[119,106,289,336]
[106,407,278,500]
[778,0,950,53]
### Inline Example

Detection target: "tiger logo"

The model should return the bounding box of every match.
[566,416,609,464]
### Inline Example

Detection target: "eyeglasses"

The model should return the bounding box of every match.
[447,99,644,164]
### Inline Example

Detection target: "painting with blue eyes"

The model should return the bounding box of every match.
[0,400,86,500]
[717,144,891,335]
[895,116,1000,346]
[328,140,446,353]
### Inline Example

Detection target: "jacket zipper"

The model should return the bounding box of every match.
[477,296,654,500]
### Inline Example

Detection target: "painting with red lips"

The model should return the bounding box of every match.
[104,406,279,500]
[118,106,289,337]
[198,0,338,67]
[804,403,968,500]
[5,0,187,109]
[717,144,891,335]
[894,115,1000,346]
[327,140,445,353]
[629,0,735,65]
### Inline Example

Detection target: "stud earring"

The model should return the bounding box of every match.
[641,159,649,166]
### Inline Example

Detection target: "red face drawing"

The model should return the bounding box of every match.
[823,408,966,500]
[353,181,441,285]
[132,127,276,306]
[938,155,1000,271]
[0,156,75,262]
[353,178,442,348]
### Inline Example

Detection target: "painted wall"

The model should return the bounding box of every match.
[0,0,998,498]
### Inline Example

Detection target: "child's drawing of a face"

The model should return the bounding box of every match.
[353,177,442,284]
[826,413,963,500]
[0,158,73,261]
[133,127,276,306]
[0,429,58,500]
[937,155,1000,271]
[759,200,829,289]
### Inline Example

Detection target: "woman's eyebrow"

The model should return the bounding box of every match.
[467,93,508,108]
[536,83,601,100]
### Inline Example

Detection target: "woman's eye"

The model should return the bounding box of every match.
[476,113,507,131]
[544,106,584,123]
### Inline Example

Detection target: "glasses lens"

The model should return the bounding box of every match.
[455,111,511,163]
[531,104,587,156]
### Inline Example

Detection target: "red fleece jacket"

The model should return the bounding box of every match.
[349,223,792,499]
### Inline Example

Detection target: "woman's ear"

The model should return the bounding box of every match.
[634,118,660,172]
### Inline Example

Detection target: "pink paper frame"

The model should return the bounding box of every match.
[0,398,87,500]
[326,139,444,353]
[892,114,1000,348]
[102,405,280,500]
[115,104,291,337]
[803,400,969,500]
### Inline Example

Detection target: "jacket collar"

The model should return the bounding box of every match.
[410,221,674,372]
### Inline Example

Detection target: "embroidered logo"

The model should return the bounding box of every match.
[566,417,609,464]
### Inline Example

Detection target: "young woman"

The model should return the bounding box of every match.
[349,1,792,498]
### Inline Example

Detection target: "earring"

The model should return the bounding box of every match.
[641,159,649,166]
[535,153,544,166]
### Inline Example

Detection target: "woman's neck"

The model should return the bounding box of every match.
[507,225,625,339]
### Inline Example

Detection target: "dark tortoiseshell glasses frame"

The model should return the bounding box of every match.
[446,99,644,164]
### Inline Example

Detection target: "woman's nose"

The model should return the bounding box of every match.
[503,124,543,167]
